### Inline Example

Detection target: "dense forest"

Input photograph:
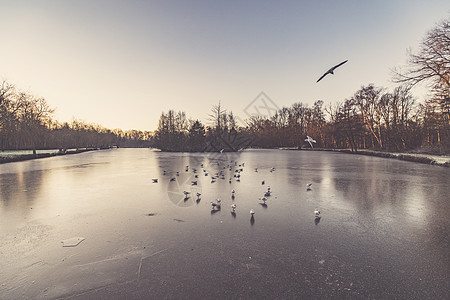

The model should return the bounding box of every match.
[1,17,449,155]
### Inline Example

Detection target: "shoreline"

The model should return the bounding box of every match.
[2,147,449,168]
[0,148,102,164]
[282,147,450,167]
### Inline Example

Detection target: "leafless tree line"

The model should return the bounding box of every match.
[245,85,426,152]
[0,82,152,153]
[154,103,250,152]
[154,80,448,154]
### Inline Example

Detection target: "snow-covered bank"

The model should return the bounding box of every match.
[336,149,450,167]
[0,148,101,164]
[283,148,450,167]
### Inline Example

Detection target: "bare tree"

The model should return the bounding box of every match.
[393,16,450,135]
[208,101,226,131]
[394,17,449,88]
[14,92,54,154]
[0,81,22,132]
[353,85,384,149]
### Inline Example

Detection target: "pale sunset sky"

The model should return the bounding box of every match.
[1,1,449,131]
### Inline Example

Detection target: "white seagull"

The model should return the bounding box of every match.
[305,136,316,148]
[250,209,255,216]
[231,204,237,212]
[316,60,348,83]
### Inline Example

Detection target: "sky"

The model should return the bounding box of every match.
[1,0,449,131]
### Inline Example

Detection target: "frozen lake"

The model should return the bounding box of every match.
[0,148,449,299]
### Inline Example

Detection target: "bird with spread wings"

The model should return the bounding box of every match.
[316,60,348,83]
[305,136,316,148]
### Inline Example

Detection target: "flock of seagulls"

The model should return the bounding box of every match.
[147,60,346,221]
[152,158,322,222]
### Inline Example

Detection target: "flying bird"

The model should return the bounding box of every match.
[316,60,348,83]
[305,136,316,148]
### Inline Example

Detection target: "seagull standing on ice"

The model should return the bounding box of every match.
[250,209,255,216]
[314,208,321,219]
[231,204,237,212]
[316,60,348,83]
[305,136,316,148]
